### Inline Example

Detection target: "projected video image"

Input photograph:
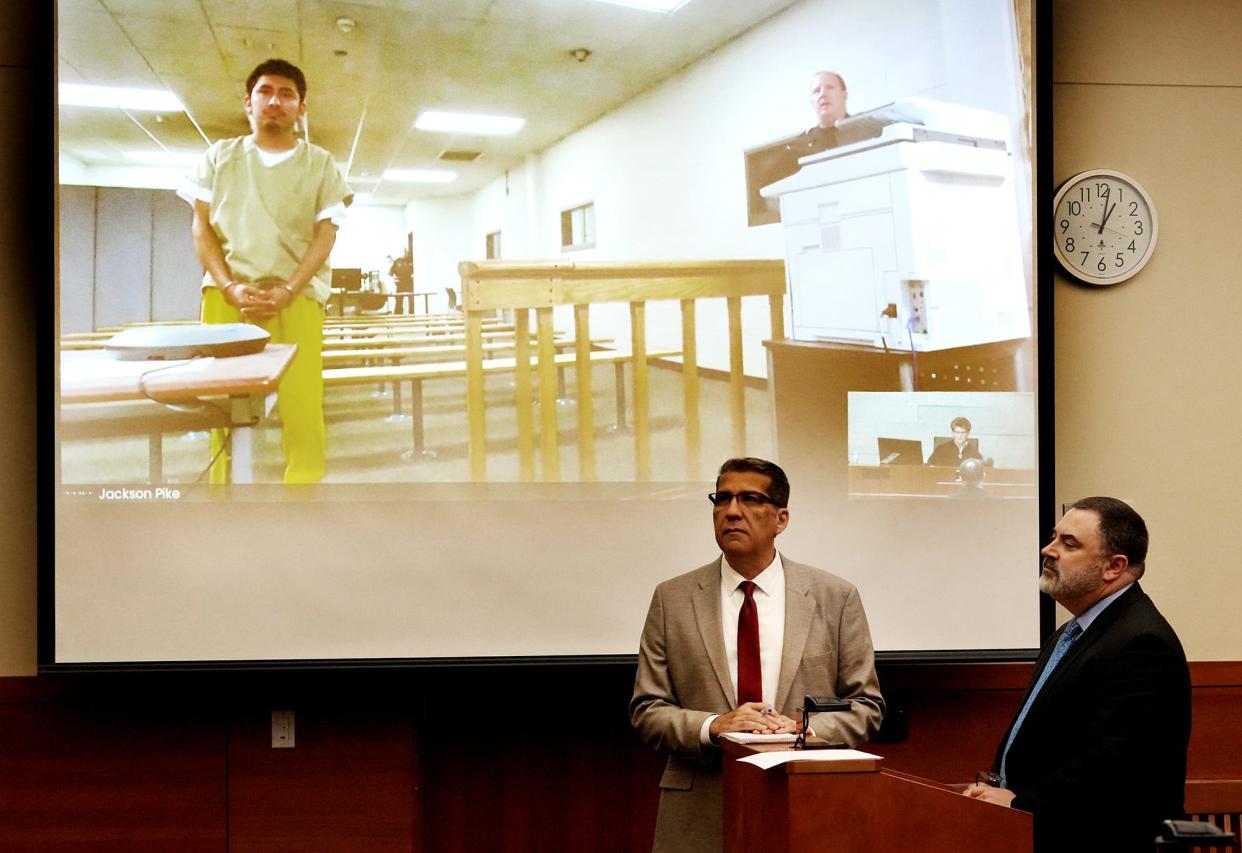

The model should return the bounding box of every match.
[51,0,1041,666]
[56,0,1033,492]
[847,391,1036,500]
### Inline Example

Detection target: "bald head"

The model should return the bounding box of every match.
[810,70,848,128]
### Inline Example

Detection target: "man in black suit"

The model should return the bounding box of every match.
[963,496,1191,852]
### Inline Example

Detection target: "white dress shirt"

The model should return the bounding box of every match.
[720,553,786,706]
[700,552,786,744]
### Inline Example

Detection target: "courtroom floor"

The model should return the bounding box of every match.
[59,360,774,486]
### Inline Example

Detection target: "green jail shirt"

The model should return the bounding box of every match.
[187,136,352,305]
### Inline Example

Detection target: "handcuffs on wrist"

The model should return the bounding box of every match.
[225,278,297,301]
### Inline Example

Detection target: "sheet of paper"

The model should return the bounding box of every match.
[720,732,798,744]
[737,748,882,770]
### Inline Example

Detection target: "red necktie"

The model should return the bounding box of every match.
[736,581,762,705]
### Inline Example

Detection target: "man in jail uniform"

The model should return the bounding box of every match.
[630,457,884,853]
[181,57,352,484]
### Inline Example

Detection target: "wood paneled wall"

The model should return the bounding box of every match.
[1,662,1238,850]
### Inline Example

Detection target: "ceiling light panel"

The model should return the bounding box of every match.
[414,111,526,136]
[589,0,690,12]
[59,83,184,112]
[383,168,458,184]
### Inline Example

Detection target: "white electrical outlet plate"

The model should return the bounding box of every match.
[271,710,295,748]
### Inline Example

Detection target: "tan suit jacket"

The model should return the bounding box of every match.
[629,556,884,853]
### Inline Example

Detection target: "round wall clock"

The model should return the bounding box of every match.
[1052,169,1158,286]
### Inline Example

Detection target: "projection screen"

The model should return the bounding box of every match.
[46,0,1045,669]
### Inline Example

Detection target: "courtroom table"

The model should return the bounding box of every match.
[847,464,1037,499]
[329,291,435,316]
[722,740,1031,853]
[328,288,395,317]
[386,291,431,315]
[59,345,296,484]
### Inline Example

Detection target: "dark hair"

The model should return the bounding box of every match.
[246,59,307,101]
[950,416,972,432]
[716,458,790,508]
[1070,496,1148,575]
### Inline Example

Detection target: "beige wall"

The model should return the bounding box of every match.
[1052,0,1242,659]
[5,2,1242,675]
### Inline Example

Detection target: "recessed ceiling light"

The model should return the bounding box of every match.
[590,0,689,12]
[383,168,457,184]
[414,110,525,136]
[124,150,203,167]
[59,83,184,112]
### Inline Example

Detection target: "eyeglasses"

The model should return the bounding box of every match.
[707,491,781,509]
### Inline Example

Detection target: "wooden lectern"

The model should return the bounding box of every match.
[722,741,1032,853]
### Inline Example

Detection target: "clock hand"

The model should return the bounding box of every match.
[1098,198,1117,235]
[1089,221,1127,238]
[1092,188,1116,235]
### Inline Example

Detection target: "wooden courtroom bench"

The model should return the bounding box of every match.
[322,347,677,460]
[321,329,525,351]
[324,313,463,327]
[322,322,510,340]
[323,335,611,415]
[60,328,538,353]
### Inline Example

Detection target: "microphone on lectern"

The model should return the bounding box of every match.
[794,694,852,750]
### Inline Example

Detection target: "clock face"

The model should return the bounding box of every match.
[1052,169,1157,286]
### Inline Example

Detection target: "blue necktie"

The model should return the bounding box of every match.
[998,619,1083,787]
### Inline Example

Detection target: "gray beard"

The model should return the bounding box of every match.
[1038,559,1101,602]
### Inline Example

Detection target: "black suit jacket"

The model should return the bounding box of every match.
[994,583,1190,852]
[926,438,982,467]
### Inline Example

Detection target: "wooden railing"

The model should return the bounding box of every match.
[459,259,787,483]
[1186,780,1242,850]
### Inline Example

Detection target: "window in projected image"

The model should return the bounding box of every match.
[847,392,1036,501]
[49,0,1041,667]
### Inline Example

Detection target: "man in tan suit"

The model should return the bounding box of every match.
[630,458,884,852]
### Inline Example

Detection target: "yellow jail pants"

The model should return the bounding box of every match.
[201,288,326,484]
